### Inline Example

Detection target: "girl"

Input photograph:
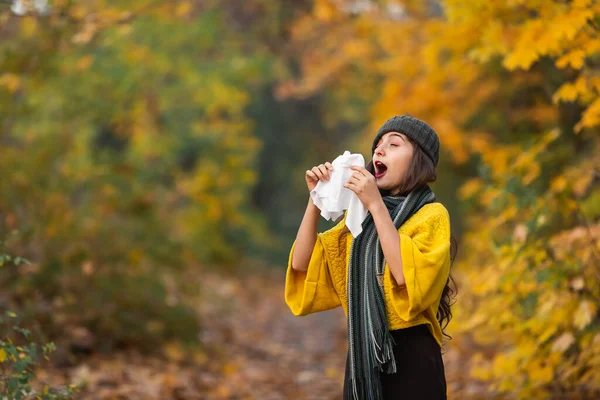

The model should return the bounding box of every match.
[285,115,458,400]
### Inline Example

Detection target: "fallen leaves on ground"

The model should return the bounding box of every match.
[31,264,493,399]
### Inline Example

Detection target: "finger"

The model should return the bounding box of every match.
[311,166,325,181]
[312,165,327,181]
[349,165,368,176]
[306,170,318,181]
[348,172,362,182]
[317,164,330,180]
[325,161,334,172]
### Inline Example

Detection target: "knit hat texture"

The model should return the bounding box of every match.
[371,115,440,166]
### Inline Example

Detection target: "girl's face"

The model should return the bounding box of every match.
[372,132,414,195]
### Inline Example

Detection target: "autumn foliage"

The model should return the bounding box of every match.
[280,0,600,397]
[0,0,599,398]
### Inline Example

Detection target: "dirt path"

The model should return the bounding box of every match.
[33,265,486,399]
[198,266,349,399]
[196,266,483,399]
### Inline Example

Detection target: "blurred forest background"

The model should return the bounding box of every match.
[0,0,599,399]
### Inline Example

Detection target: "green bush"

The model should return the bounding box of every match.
[0,245,79,399]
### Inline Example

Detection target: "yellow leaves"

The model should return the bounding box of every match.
[470,352,492,381]
[528,361,554,385]
[573,0,593,7]
[314,0,338,22]
[553,76,588,103]
[303,0,599,395]
[479,145,518,179]
[556,49,586,70]
[516,279,537,294]
[175,1,192,17]
[68,5,87,20]
[0,73,21,93]
[20,16,38,38]
[550,176,567,192]
[574,300,596,330]
[204,82,250,115]
[576,97,600,131]
[492,352,519,378]
[466,20,508,64]
[342,39,371,58]
[479,187,502,208]
[502,20,544,71]
[503,7,594,71]
[521,161,540,185]
[0,349,6,363]
[458,178,484,200]
[537,325,558,345]
[552,73,600,131]
[470,365,491,383]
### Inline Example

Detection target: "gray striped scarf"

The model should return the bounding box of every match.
[347,184,436,399]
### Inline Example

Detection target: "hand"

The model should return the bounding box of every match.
[306,162,334,192]
[344,165,382,211]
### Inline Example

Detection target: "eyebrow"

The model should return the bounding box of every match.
[377,133,405,144]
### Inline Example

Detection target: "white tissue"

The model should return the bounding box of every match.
[310,150,369,238]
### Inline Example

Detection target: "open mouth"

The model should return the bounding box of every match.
[374,161,387,179]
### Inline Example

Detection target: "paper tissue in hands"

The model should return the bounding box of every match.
[310,150,369,238]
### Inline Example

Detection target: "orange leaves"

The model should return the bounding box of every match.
[314,0,339,22]
[0,73,21,93]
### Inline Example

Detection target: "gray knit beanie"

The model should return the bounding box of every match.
[371,115,440,167]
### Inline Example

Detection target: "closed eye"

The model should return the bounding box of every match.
[376,143,399,148]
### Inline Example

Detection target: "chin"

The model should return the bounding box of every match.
[377,182,392,192]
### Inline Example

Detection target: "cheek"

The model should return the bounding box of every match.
[391,154,413,174]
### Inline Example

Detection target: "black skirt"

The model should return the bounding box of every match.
[342,324,447,400]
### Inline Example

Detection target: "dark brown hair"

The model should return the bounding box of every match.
[366,136,458,344]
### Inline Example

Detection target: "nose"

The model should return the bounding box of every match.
[375,144,385,156]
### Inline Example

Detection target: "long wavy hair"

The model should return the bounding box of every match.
[365,136,458,344]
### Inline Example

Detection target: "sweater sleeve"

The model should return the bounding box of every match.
[388,206,451,321]
[284,214,347,316]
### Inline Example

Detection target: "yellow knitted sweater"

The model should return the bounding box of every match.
[285,202,451,347]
